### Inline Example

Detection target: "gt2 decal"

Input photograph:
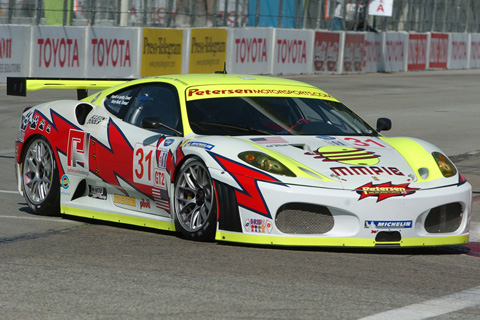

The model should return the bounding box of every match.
[306,146,380,165]
[154,168,167,189]
[331,166,405,177]
[210,153,282,219]
[355,182,419,202]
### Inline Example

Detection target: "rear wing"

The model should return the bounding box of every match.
[6,77,133,100]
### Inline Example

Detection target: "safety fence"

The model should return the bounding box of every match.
[1,24,479,83]
[1,0,479,33]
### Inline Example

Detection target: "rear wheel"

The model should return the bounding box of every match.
[174,158,217,241]
[22,136,60,216]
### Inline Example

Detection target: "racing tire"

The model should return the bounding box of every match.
[22,136,60,216]
[174,157,217,241]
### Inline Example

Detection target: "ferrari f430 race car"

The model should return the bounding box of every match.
[8,74,472,247]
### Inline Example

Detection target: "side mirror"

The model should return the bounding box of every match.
[376,117,392,132]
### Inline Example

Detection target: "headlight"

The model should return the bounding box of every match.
[238,151,296,177]
[432,152,457,177]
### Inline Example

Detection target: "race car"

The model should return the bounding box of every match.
[8,74,472,247]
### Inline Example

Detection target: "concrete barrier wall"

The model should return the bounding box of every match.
[2,25,480,83]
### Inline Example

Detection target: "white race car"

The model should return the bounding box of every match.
[9,74,472,247]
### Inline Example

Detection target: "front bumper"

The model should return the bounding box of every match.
[216,181,472,247]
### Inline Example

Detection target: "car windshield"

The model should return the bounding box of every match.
[186,96,376,136]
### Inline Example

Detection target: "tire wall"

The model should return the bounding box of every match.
[2,24,480,83]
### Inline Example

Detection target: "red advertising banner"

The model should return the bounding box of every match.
[313,32,340,73]
[344,33,364,73]
[429,33,448,69]
[408,34,428,70]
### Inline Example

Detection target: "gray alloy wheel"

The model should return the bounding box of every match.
[22,136,60,215]
[174,157,217,241]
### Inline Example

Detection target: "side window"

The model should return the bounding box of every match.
[123,84,182,135]
[104,87,138,119]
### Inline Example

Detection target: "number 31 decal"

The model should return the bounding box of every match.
[343,137,387,148]
[133,144,155,185]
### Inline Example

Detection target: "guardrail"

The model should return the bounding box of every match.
[1,25,479,82]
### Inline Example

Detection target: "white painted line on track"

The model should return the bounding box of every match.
[358,285,480,320]
[0,215,73,223]
[0,149,15,155]
[0,190,18,194]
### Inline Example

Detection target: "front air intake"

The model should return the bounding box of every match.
[375,231,402,242]
[424,202,463,233]
[276,203,334,234]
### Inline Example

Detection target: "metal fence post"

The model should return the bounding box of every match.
[36,0,42,25]
[255,0,260,27]
[278,0,283,28]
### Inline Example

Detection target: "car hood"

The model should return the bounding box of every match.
[233,135,437,190]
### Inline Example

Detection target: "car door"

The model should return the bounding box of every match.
[93,83,183,218]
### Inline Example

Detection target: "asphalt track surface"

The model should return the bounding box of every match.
[0,70,479,319]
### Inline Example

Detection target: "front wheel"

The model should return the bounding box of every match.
[174,158,217,241]
[22,136,60,216]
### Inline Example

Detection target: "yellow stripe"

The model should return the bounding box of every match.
[380,137,443,182]
[61,206,176,231]
[216,231,469,247]
[26,79,129,91]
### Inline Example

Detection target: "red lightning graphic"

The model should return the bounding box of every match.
[211,154,280,219]
[355,182,419,202]
[20,111,154,197]
[88,120,154,196]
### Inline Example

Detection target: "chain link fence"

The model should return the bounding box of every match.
[1,0,479,33]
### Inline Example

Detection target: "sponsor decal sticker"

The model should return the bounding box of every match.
[185,141,214,150]
[89,185,107,200]
[140,198,151,209]
[67,129,90,176]
[250,137,287,144]
[331,166,404,177]
[163,138,175,147]
[187,87,333,99]
[364,220,413,229]
[60,174,70,189]
[114,194,136,207]
[86,115,106,125]
[356,182,419,202]
[244,218,273,233]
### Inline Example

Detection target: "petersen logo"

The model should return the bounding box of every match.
[356,182,419,202]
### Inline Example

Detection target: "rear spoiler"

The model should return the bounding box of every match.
[6,77,133,100]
